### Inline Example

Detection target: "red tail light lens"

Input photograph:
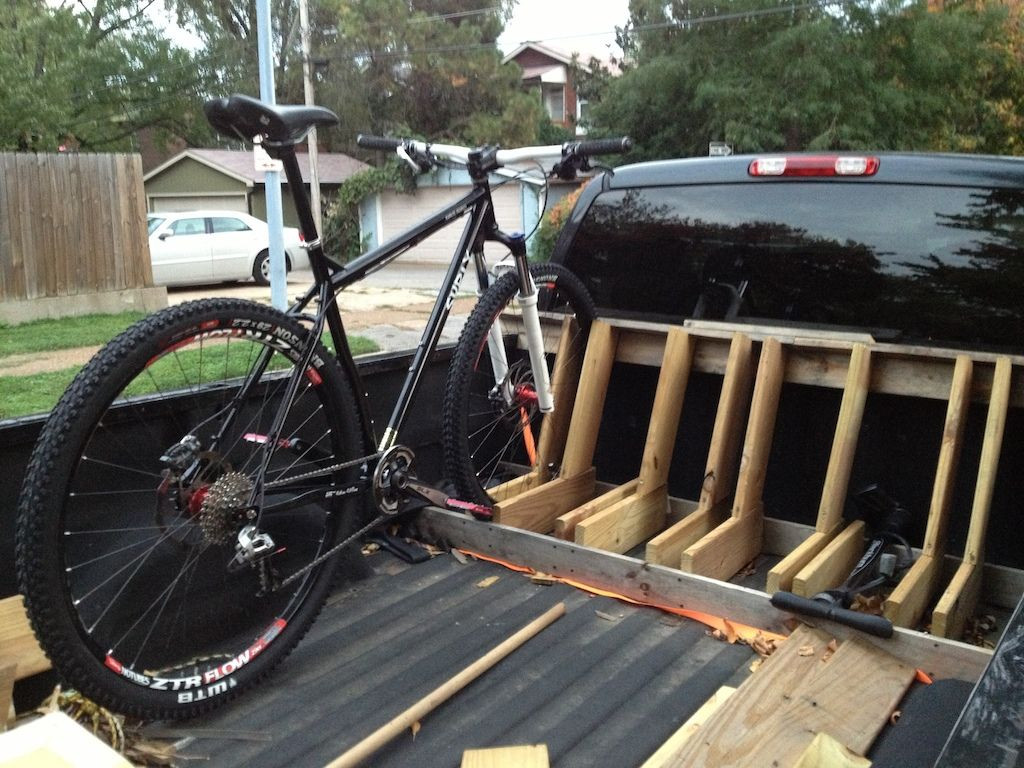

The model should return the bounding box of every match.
[749,156,880,177]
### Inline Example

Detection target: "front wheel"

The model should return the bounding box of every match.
[16,299,364,719]
[443,263,595,504]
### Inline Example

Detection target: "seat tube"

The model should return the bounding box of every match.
[509,234,554,413]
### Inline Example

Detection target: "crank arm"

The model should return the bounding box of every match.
[400,478,493,520]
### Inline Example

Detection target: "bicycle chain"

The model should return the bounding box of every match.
[276,512,389,589]
[262,452,381,490]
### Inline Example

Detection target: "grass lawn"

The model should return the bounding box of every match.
[0,320,381,420]
[0,312,146,358]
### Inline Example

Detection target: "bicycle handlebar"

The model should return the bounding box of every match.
[355,133,632,178]
[355,134,403,152]
[569,137,634,156]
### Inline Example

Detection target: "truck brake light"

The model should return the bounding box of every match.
[748,156,880,177]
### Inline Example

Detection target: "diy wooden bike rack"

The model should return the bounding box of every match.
[491,316,1018,636]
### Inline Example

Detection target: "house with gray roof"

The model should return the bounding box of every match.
[143,148,370,227]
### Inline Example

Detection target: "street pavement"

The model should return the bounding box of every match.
[165,262,479,353]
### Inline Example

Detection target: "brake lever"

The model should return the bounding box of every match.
[397,145,434,174]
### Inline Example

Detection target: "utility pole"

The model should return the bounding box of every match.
[255,0,288,310]
[299,0,322,237]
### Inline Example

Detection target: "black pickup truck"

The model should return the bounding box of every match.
[551,152,1023,573]
[554,152,1024,354]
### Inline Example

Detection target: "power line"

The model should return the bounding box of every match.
[408,6,502,24]
[510,0,847,48]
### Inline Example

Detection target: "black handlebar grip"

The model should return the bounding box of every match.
[574,136,633,156]
[357,134,403,151]
[770,591,895,639]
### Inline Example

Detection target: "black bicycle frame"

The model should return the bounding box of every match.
[276,144,517,457]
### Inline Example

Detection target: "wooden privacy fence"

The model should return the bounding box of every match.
[0,152,154,305]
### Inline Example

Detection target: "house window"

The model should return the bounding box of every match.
[576,98,591,134]
[542,84,565,122]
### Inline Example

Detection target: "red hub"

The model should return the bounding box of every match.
[514,383,538,406]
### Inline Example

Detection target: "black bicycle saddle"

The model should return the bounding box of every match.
[204,94,339,148]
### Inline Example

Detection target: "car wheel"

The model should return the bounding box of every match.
[253,250,292,286]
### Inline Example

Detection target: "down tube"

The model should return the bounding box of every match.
[377,200,491,452]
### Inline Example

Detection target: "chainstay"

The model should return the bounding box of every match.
[277,511,388,588]
[263,451,382,490]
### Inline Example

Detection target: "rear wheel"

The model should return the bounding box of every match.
[16,299,364,719]
[443,263,595,504]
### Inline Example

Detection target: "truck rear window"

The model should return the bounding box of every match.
[564,182,1024,352]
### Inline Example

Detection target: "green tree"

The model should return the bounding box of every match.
[0,0,214,151]
[587,0,1024,159]
[315,0,543,149]
[170,0,542,151]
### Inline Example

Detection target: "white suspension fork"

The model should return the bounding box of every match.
[482,273,554,413]
[517,274,554,413]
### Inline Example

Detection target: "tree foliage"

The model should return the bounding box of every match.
[311,0,543,150]
[587,0,1024,159]
[0,0,215,151]
[169,0,542,151]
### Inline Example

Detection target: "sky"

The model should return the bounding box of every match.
[146,0,634,64]
[497,0,632,63]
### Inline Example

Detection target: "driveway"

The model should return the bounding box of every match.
[166,263,479,353]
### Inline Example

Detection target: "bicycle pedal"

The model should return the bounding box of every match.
[445,498,493,520]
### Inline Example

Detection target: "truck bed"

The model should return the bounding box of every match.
[175,548,753,767]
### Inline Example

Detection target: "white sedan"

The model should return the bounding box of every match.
[147,211,308,287]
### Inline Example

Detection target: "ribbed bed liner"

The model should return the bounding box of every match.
[177,551,753,767]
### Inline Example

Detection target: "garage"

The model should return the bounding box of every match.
[377,183,526,263]
[144,149,370,228]
[149,194,248,213]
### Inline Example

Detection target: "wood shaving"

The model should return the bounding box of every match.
[595,610,623,622]
[18,687,178,766]
[360,542,381,556]
[798,644,815,657]
[749,631,779,659]
[749,657,764,673]
[709,628,728,642]
[890,709,902,725]
[735,559,758,579]
[850,593,886,615]
[530,572,557,586]
[476,576,500,588]
[411,720,421,739]
[450,549,469,564]
[821,638,839,662]
[964,614,998,647]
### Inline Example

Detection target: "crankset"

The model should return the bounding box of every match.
[373,445,493,519]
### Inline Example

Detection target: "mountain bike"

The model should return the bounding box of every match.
[15,93,631,719]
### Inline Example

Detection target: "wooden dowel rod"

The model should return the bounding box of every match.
[325,602,567,768]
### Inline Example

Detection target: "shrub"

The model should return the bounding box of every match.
[530,187,582,262]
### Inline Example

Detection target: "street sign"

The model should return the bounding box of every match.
[709,142,733,157]
[254,139,283,172]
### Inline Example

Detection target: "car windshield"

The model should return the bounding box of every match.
[147,216,166,236]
